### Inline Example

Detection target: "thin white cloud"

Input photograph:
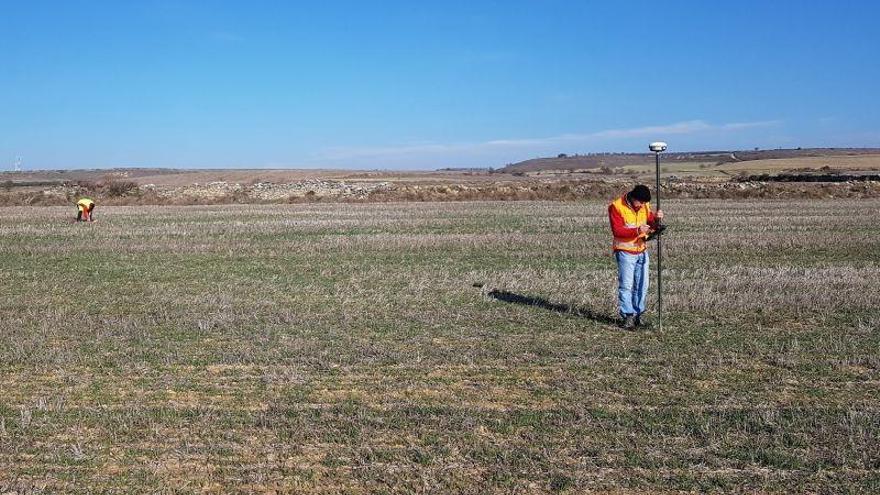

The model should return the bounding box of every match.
[719,120,782,130]
[590,120,713,139]
[314,119,782,162]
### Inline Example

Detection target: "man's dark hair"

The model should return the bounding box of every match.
[628,185,651,203]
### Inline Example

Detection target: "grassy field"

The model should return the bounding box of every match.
[1,200,879,493]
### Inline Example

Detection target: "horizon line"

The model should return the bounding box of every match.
[5,146,880,173]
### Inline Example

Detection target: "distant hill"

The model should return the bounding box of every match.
[500,148,880,174]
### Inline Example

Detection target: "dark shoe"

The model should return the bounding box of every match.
[635,314,652,329]
[620,314,636,330]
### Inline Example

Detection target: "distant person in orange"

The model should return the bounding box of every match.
[608,185,664,330]
[76,198,96,222]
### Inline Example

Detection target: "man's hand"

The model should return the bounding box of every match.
[638,225,651,235]
[655,209,664,220]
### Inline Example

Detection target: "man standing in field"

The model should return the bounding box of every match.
[76,197,96,222]
[608,185,663,330]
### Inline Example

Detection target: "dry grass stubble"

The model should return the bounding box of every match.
[1,199,879,493]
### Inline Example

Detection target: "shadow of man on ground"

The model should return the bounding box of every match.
[487,289,618,326]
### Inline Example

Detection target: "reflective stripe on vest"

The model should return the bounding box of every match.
[610,196,650,253]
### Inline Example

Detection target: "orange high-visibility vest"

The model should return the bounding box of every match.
[77,198,95,211]
[610,196,651,253]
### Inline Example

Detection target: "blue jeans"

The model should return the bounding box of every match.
[616,250,649,317]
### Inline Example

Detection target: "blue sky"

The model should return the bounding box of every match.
[1,1,878,170]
